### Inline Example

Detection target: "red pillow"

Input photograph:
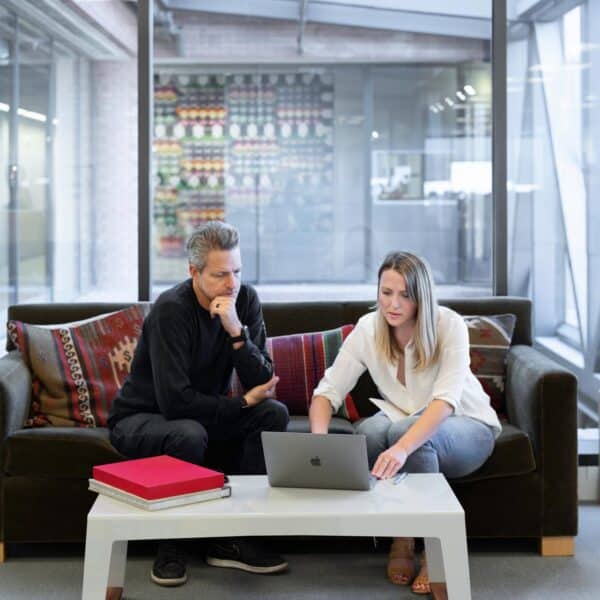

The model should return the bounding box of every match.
[231,325,360,421]
[464,314,516,418]
[7,306,148,427]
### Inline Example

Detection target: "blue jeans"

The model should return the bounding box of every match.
[356,412,495,479]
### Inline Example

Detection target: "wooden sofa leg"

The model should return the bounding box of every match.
[0,542,5,563]
[540,536,575,556]
[106,587,123,600]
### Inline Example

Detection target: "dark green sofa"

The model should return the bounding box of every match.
[0,297,578,562]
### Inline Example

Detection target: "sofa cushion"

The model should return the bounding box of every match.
[232,325,361,421]
[7,305,149,428]
[452,423,536,483]
[4,427,124,477]
[464,314,516,416]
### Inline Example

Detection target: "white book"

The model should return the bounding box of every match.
[369,397,423,423]
[89,478,232,511]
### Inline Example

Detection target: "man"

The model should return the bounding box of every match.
[108,221,289,587]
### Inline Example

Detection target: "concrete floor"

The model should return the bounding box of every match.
[0,504,598,600]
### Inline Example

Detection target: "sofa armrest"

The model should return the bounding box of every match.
[505,344,578,535]
[0,351,32,443]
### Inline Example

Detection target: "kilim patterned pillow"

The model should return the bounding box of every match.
[231,325,360,421]
[7,305,149,428]
[464,313,517,417]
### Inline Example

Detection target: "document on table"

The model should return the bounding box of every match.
[369,398,422,423]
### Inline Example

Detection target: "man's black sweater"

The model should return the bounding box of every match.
[108,279,273,428]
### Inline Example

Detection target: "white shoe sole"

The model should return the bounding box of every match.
[205,556,288,574]
[150,570,188,586]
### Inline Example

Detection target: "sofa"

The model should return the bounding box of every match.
[0,297,578,562]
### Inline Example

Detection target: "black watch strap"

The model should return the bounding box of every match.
[230,325,249,344]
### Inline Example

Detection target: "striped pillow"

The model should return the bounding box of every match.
[7,305,149,427]
[231,325,360,421]
[464,314,516,417]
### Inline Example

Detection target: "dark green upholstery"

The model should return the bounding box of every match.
[0,297,578,547]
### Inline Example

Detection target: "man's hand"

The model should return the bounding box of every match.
[209,296,242,336]
[371,444,408,479]
[243,375,280,407]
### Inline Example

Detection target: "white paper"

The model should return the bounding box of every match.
[369,398,415,423]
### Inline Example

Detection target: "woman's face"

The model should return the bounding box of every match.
[378,269,418,329]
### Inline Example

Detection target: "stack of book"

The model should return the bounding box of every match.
[89,455,231,511]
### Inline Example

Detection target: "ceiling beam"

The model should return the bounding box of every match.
[297,0,309,55]
[161,0,491,39]
[1,0,130,59]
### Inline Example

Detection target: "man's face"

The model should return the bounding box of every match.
[190,247,242,308]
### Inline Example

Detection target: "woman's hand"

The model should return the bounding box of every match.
[371,444,409,479]
[309,395,333,434]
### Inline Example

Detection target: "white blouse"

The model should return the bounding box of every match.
[313,306,502,438]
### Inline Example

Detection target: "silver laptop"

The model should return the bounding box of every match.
[261,432,375,491]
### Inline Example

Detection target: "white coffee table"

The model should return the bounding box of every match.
[81,473,470,600]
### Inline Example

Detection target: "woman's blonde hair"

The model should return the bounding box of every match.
[375,251,440,371]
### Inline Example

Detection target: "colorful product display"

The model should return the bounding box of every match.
[153,71,334,260]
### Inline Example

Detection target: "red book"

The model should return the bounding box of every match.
[92,455,224,500]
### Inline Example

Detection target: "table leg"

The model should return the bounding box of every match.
[106,541,128,599]
[105,588,123,600]
[424,537,448,600]
[425,529,471,600]
[424,537,445,582]
[82,523,127,600]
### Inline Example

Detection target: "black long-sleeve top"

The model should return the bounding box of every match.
[107,279,273,428]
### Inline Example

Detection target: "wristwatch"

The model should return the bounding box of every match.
[230,325,249,344]
[240,396,249,409]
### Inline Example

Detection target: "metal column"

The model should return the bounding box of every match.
[492,0,508,295]
[138,0,153,300]
[7,15,20,305]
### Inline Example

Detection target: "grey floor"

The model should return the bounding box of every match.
[1,504,598,599]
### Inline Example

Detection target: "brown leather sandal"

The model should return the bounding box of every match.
[411,551,431,595]
[387,537,416,585]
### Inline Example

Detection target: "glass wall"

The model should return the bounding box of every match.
[507,0,600,412]
[151,3,493,299]
[0,9,51,323]
[0,14,11,321]
[371,63,492,286]
[0,0,138,338]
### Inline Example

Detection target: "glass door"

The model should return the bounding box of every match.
[0,21,11,323]
[0,9,52,330]
[17,54,51,305]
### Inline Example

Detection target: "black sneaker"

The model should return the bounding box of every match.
[151,541,187,586]
[205,538,288,574]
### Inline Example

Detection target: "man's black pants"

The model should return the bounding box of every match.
[108,399,289,475]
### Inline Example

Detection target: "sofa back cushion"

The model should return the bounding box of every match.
[5,298,523,425]
[246,312,516,420]
[464,313,516,417]
[231,325,360,421]
[262,297,531,345]
[7,305,149,427]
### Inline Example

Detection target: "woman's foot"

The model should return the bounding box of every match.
[387,537,415,585]
[411,551,431,595]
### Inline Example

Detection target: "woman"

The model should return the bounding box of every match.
[310,251,501,594]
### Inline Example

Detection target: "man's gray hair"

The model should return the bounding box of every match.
[187,221,240,271]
